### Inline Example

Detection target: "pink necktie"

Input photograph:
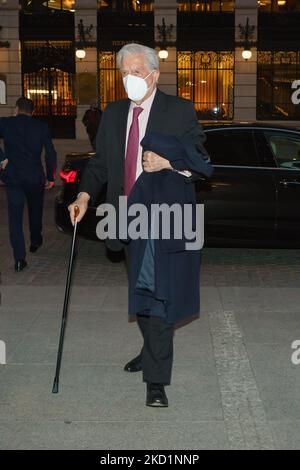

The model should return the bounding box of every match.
[124,106,143,196]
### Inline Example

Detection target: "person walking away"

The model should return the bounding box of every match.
[82,103,102,150]
[0,97,57,271]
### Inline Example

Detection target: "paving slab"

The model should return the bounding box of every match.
[245,343,300,421]
[219,286,300,312]
[0,420,229,450]
[0,364,222,423]
[269,420,300,450]
[236,310,300,345]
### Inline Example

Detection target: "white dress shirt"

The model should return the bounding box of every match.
[125,87,157,181]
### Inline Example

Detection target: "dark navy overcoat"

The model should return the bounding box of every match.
[126,132,213,325]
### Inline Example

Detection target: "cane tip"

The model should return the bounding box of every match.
[52,381,59,394]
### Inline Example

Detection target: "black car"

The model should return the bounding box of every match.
[55,123,300,247]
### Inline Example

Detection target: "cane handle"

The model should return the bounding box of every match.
[74,205,80,220]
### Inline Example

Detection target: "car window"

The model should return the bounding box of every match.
[204,129,260,166]
[263,131,300,170]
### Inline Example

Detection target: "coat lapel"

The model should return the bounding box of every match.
[116,89,167,172]
[117,98,131,171]
[146,89,168,135]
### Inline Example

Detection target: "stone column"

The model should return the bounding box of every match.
[234,0,258,121]
[154,0,177,96]
[75,0,98,140]
[0,0,21,117]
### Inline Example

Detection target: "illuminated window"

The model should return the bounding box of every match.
[20,0,75,11]
[257,51,300,120]
[177,1,235,12]
[22,41,76,117]
[258,0,300,12]
[98,1,153,12]
[23,69,76,116]
[177,51,234,120]
[98,51,127,110]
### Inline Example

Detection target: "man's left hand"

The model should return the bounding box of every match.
[142,151,172,173]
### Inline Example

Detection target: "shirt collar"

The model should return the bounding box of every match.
[130,87,157,113]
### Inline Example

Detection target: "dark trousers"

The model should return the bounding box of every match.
[124,246,174,386]
[137,313,174,386]
[6,182,44,261]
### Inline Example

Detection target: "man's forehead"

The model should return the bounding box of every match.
[122,54,148,69]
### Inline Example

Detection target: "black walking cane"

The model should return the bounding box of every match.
[52,205,80,394]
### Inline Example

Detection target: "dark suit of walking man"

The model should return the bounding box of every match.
[0,97,57,271]
[69,44,209,407]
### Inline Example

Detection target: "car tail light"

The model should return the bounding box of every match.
[59,169,78,183]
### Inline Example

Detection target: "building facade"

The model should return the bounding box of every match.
[0,0,300,139]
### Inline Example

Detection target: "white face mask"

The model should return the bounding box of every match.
[122,70,155,102]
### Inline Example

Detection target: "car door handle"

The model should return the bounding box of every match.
[279,179,300,187]
[210,182,231,188]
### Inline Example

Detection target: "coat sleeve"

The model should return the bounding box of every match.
[181,100,208,155]
[173,100,212,182]
[0,118,5,140]
[79,104,110,205]
[42,124,57,182]
[0,146,5,162]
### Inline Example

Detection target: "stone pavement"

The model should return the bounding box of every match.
[0,145,300,449]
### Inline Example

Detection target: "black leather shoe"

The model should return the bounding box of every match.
[146,384,168,407]
[124,354,142,372]
[15,259,28,272]
[30,242,42,253]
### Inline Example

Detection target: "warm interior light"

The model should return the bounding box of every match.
[158,49,168,60]
[76,49,86,60]
[277,0,286,5]
[27,89,58,100]
[242,49,252,60]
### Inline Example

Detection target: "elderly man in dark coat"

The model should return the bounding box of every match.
[69,43,211,407]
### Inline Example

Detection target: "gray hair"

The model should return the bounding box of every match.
[116,43,159,71]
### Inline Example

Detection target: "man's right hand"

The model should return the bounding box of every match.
[0,158,8,170]
[68,192,90,226]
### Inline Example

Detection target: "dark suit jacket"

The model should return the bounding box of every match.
[79,88,209,251]
[0,114,57,185]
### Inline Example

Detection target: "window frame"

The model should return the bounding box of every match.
[257,50,300,121]
[98,51,127,110]
[20,0,75,11]
[203,128,262,167]
[262,129,300,170]
[97,1,154,13]
[177,50,234,120]
[258,0,300,12]
[177,0,235,13]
